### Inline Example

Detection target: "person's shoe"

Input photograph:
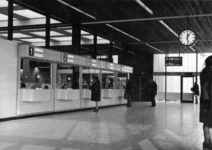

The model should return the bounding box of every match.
[93,109,98,112]
[150,105,156,107]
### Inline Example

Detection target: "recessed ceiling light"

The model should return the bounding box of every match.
[0,33,31,38]
[50,19,61,24]
[82,35,104,40]
[0,0,17,7]
[14,9,44,19]
[51,37,72,41]
[20,38,45,42]
[81,30,90,35]
[31,31,64,37]
[65,30,72,33]
[0,14,17,21]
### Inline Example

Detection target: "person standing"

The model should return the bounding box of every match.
[148,78,157,107]
[200,55,212,149]
[125,79,133,107]
[90,76,101,112]
[191,82,199,104]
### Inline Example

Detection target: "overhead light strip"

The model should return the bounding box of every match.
[189,46,196,52]
[135,0,153,15]
[106,24,141,42]
[159,20,178,37]
[146,44,164,53]
[128,51,135,54]
[57,0,96,20]
[113,46,123,50]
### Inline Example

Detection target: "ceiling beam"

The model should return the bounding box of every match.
[82,14,212,25]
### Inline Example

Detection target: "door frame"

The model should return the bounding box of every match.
[180,75,194,103]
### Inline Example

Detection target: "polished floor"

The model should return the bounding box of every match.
[0,102,204,150]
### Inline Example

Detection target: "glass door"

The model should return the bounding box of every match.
[181,76,194,103]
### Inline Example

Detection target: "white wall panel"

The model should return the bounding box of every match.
[0,39,18,118]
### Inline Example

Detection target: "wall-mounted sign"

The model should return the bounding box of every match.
[86,58,92,66]
[91,59,97,67]
[29,47,43,58]
[165,57,182,66]
[62,53,74,63]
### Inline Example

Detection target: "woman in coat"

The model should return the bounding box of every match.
[200,55,212,149]
[90,76,101,112]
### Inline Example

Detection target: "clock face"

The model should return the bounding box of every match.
[179,30,197,46]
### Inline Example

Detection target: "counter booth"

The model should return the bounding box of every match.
[18,45,133,116]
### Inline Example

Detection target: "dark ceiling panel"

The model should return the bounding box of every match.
[12,0,212,55]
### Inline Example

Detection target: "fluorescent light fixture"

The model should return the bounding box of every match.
[146,44,164,53]
[51,37,72,41]
[113,46,123,50]
[65,30,72,33]
[159,20,178,37]
[189,46,196,52]
[57,0,96,19]
[31,31,64,37]
[14,9,44,19]
[81,30,90,35]
[135,0,153,15]
[82,35,103,40]
[0,0,17,7]
[0,14,17,21]
[106,24,141,42]
[50,19,61,24]
[65,30,90,35]
[20,38,45,42]
[0,33,31,38]
[128,51,135,54]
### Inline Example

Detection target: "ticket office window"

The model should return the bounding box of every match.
[20,58,52,89]
[102,70,116,89]
[116,73,127,89]
[82,67,101,89]
[56,64,79,89]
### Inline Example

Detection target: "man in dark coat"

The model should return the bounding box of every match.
[191,82,199,104]
[125,79,134,107]
[148,78,157,107]
[90,76,101,112]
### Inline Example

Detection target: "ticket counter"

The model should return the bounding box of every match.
[16,44,133,117]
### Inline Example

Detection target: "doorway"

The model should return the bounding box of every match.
[181,76,194,103]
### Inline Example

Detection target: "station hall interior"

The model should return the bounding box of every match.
[0,0,212,150]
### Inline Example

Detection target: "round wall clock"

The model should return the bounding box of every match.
[178,29,197,46]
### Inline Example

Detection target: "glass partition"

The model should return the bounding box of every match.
[56,64,79,89]
[20,58,51,89]
[102,70,115,89]
[116,73,127,89]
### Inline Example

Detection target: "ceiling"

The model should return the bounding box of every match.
[2,0,212,55]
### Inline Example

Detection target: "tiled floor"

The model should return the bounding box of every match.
[0,102,204,150]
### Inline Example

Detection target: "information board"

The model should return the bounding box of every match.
[165,57,182,66]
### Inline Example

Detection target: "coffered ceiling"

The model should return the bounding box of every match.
[1,0,212,55]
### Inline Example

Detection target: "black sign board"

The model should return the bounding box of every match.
[165,57,182,66]
[63,54,68,62]
[29,47,34,56]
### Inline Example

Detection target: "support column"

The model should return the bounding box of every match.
[92,26,97,59]
[108,36,113,62]
[8,0,14,40]
[45,14,50,49]
[72,23,81,55]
